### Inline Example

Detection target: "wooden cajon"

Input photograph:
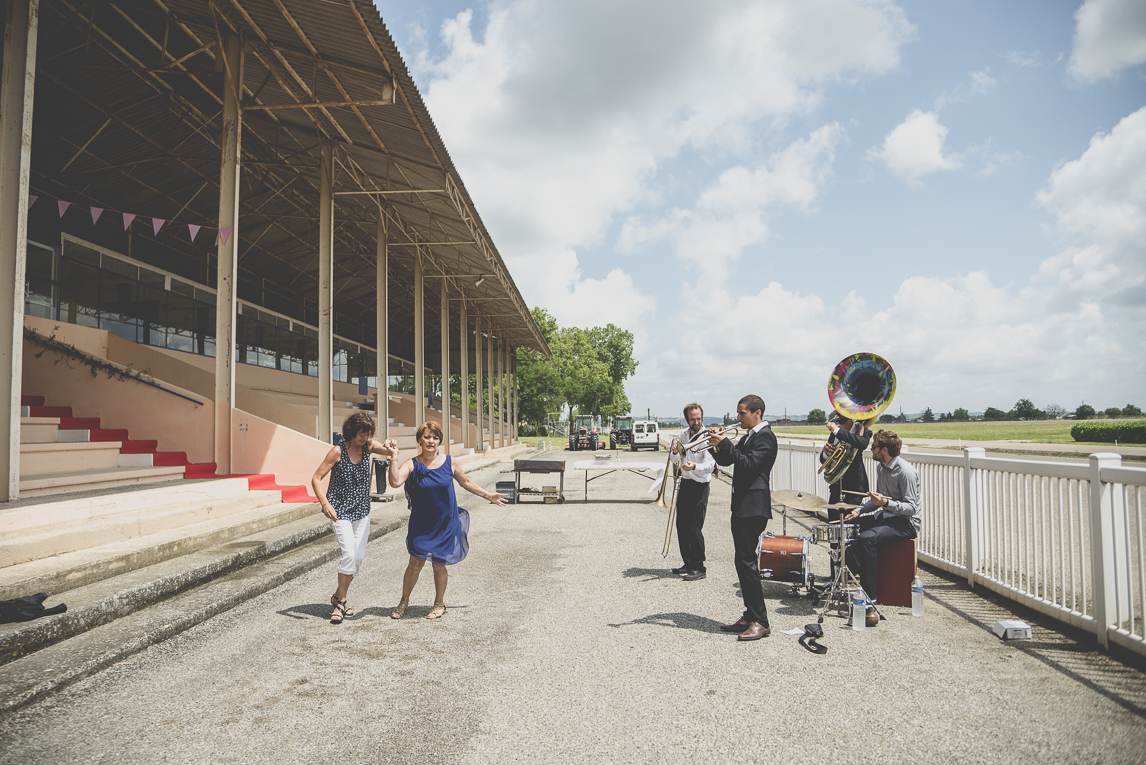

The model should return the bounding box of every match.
[875,538,917,607]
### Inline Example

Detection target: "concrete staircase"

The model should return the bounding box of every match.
[18,395,217,497]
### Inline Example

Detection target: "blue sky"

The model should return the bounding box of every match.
[376,0,1146,419]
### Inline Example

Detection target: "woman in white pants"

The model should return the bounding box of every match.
[311,412,397,624]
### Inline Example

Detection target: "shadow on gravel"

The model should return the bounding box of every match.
[276,603,332,620]
[274,603,470,621]
[621,567,686,581]
[607,611,726,633]
[924,566,1146,719]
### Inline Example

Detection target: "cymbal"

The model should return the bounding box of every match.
[825,502,857,510]
[772,490,827,514]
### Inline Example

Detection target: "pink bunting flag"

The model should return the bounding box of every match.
[188,224,201,242]
[122,212,136,230]
[58,200,71,218]
[91,207,103,225]
[152,218,165,236]
[217,228,232,245]
[27,195,37,211]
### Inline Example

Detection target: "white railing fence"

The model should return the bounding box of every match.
[771,440,1146,656]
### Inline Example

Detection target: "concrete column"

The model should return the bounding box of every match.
[0,0,38,501]
[317,140,334,443]
[439,279,450,454]
[374,212,388,440]
[486,322,494,448]
[459,298,469,449]
[213,34,242,471]
[497,336,505,447]
[413,247,424,426]
[474,317,483,451]
[512,352,518,441]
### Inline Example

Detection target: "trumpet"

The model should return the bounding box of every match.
[675,424,740,454]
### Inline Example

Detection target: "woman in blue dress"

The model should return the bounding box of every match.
[387,421,506,619]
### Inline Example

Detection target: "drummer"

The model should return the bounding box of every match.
[844,430,921,618]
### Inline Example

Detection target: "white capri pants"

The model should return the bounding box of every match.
[332,516,371,576]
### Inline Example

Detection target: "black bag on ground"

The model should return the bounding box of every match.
[0,593,67,624]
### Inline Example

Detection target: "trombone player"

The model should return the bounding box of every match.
[669,403,715,581]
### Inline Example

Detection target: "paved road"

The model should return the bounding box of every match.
[2,453,1145,764]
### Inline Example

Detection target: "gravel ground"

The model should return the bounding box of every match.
[1,452,1144,764]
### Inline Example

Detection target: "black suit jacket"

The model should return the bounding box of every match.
[714,425,778,519]
[820,426,871,495]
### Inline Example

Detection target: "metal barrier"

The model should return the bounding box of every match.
[771,439,1146,655]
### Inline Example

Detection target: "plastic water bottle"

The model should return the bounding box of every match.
[912,576,925,617]
[852,591,867,632]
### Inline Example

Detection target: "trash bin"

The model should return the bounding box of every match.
[496,480,516,504]
[374,459,391,495]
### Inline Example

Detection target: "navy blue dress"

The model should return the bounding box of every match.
[405,456,470,565]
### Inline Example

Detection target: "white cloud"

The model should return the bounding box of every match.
[970,69,998,94]
[1068,0,1146,81]
[416,0,914,327]
[629,108,1146,414]
[1006,50,1043,67]
[1037,106,1146,307]
[868,110,963,185]
[627,268,1140,416]
[618,123,843,282]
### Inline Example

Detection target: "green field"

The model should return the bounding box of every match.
[772,420,1088,444]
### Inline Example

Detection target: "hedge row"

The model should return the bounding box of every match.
[1071,420,1146,444]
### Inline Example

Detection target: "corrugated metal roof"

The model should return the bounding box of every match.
[28,0,548,359]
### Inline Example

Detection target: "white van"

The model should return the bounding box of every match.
[631,420,660,451]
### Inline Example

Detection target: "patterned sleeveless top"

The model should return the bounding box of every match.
[325,442,372,522]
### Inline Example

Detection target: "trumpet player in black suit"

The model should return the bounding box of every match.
[709,394,778,642]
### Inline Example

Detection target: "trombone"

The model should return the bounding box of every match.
[658,426,739,557]
[657,438,684,557]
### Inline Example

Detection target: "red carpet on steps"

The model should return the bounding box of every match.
[22,395,317,503]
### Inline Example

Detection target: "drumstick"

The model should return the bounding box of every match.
[840,490,868,497]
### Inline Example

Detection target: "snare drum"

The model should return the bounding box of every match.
[813,523,859,545]
[756,532,809,583]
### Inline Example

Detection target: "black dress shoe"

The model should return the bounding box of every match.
[720,618,749,633]
[682,570,706,581]
[671,566,688,574]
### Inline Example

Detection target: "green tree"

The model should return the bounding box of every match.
[1074,404,1096,420]
[878,414,895,424]
[951,408,971,421]
[807,408,827,425]
[1123,404,1143,417]
[1044,403,1066,419]
[982,407,1007,421]
[515,308,565,425]
[723,412,735,426]
[920,407,935,423]
[1104,407,1122,418]
[1014,399,1044,420]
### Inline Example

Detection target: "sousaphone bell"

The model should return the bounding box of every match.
[818,352,896,485]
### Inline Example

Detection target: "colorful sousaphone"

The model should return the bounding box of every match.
[818,352,896,485]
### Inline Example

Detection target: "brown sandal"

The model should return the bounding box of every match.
[391,600,409,619]
[426,602,446,620]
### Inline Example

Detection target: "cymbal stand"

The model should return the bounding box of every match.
[815,536,885,625]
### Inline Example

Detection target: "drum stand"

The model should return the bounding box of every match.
[814,538,885,626]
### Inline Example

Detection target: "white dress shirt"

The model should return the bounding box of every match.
[670,426,716,483]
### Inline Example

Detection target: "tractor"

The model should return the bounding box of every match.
[568,415,600,451]
[609,416,634,449]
